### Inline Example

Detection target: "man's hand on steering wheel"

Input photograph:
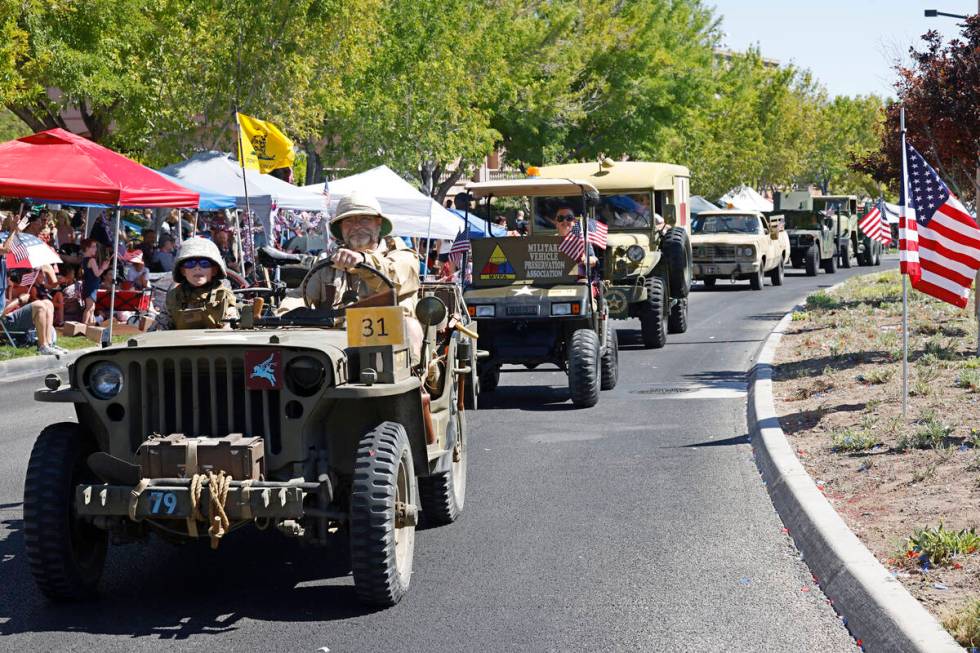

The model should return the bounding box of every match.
[331,247,365,270]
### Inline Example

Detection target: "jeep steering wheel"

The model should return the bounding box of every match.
[300,256,396,310]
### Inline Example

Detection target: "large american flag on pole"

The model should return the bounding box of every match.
[900,141,980,308]
[859,199,891,245]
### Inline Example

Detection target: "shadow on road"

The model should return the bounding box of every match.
[0,518,380,640]
[683,433,751,448]
[478,383,578,411]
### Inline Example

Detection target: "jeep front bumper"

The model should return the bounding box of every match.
[75,478,318,521]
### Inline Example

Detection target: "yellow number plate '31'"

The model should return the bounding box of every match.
[346,306,406,347]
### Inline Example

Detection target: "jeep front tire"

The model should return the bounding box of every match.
[568,329,601,407]
[639,276,668,349]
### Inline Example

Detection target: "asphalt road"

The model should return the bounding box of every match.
[0,261,893,652]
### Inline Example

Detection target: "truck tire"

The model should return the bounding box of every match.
[857,246,871,266]
[420,403,466,527]
[804,245,819,276]
[478,364,499,393]
[662,227,692,298]
[823,251,837,274]
[350,421,417,607]
[639,276,668,349]
[600,326,619,391]
[749,265,765,290]
[668,297,688,334]
[568,329,600,407]
[702,277,716,288]
[769,258,784,286]
[23,422,107,602]
[839,242,851,268]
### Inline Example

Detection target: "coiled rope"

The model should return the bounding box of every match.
[189,470,232,549]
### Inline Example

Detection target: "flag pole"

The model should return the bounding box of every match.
[234,110,256,285]
[900,107,909,419]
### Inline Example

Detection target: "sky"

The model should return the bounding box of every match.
[709,0,973,97]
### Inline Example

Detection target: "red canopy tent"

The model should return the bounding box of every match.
[0,129,200,340]
[0,128,198,207]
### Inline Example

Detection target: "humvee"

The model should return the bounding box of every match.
[774,191,858,276]
[461,178,618,407]
[537,161,692,348]
[23,257,474,607]
[691,209,790,290]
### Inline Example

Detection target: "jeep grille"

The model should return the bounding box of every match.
[125,353,281,454]
[505,305,540,316]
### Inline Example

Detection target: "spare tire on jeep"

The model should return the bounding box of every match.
[662,227,692,299]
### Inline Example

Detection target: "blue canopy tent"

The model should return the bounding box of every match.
[449,208,506,238]
[153,171,237,210]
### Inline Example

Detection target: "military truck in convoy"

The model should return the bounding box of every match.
[691,209,790,290]
[461,177,618,407]
[537,161,693,348]
[24,258,476,608]
[774,191,860,276]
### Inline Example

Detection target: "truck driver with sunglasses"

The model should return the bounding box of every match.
[156,237,238,330]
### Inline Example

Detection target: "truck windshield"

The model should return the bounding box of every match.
[597,194,653,229]
[784,212,821,230]
[692,215,762,235]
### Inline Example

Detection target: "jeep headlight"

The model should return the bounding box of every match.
[87,362,123,399]
[474,305,495,318]
[738,246,755,257]
[286,355,326,396]
[626,245,645,263]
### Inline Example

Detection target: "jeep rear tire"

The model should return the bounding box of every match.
[823,251,837,274]
[600,326,619,391]
[23,422,107,602]
[639,276,668,349]
[350,421,417,607]
[769,258,784,286]
[804,245,819,276]
[668,297,688,333]
[749,265,764,291]
[568,329,600,407]
[420,403,466,527]
[662,227,692,298]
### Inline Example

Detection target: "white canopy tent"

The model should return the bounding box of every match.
[304,165,463,240]
[718,185,774,212]
[161,152,326,237]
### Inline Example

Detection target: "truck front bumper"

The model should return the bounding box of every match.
[693,261,758,278]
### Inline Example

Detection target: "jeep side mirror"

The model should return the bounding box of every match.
[415,296,448,328]
[663,204,677,226]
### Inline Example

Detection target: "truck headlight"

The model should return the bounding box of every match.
[286,355,326,396]
[474,305,495,318]
[551,303,580,316]
[739,247,755,257]
[626,245,645,262]
[87,362,123,399]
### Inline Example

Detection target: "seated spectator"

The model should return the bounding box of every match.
[0,218,62,355]
[124,250,150,289]
[138,227,157,267]
[155,236,176,272]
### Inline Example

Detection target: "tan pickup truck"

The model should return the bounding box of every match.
[691,209,790,290]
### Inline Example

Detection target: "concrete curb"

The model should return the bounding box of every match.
[0,346,95,383]
[748,281,963,652]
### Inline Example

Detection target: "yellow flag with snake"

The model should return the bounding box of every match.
[236,112,295,173]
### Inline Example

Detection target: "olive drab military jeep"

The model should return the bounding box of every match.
[23,255,475,608]
[461,178,618,408]
[536,161,693,348]
[774,191,860,276]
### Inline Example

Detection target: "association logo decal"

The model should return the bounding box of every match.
[480,245,516,279]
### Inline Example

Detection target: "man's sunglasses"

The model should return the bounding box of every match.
[556,214,576,222]
[181,258,213,270]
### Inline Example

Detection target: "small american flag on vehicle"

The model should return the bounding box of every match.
[858,199,891,245]
[558,225,586,262]
[447,230,471,266]
[587,218,608,250]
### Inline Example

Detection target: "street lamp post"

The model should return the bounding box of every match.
[925,4,980,356]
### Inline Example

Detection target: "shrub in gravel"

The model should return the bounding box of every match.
[806,292,839,311]
[831,428,879,452]
[858,367,894,385]
[906,524,980,567]
[958,369,980,393]
[943,599,980,649]
[897,412,954,450]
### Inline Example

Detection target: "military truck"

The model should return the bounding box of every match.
[691,209,790,290]
[774,191,859,276]
[23,259,474,608]
[461,178,618,407]
[536,161,692,348]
